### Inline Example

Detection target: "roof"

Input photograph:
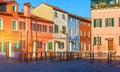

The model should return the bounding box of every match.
[0,11,12,16]
[0,0,18,5]
[41,3,91,22]
[18,12,53,23]
[68,13,91,22]
[42,3,68,13]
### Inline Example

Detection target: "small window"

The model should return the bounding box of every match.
[94,19,102,27]
[12,20,17,31]
[62,14,65,20]
[80,30,82,37]
[32,23,36,31]
[1,4,6,12]
[12,5,16,11]
[94,36,101,45]
[72,41,77,48]
[21,40,25,49]
[105,18,114,27]
[69,29,72,36]
[54,12,58,17]
[37,24,42,32]
[20,21,25,30]
[55,24,59,33]
[49,26,53,33]
[38,41,42,48]
[62,26,66,34]
[0,18,3,30]
[88,32,90,37]
[58,42,64,49]
[75,29,77,35]
[43,25,47,32]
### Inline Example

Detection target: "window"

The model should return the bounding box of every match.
[38,41,42,48]
[0,42,5,53]
[58,42,64,49]
[48,42,53,50]
[75,29,77,35]
[119,18,120,27]
[21,40,25,49]
[94,19,102,27]
[62,14,65,20]
[80,42,82,48]
[62,26,66,34]
[0,18,3,30]
[37,24,42,32]
[12,20,17,31]
[105,18,114,27]
[80,30,82,36]
[49,26,53,33]
[55,24,59,33]
[12,5,16,11]
[14,42,20,51]
[20,21,25,30]
[88,32,90,37]
[88,23,90,27]
[43,25,47,32]
[54,12,58,17]
[69,29,72,35]
[32,23,36,31]
[94,36,101,45]
[70,17,72,22]
[1,4,6,12]
[72,41,77,48]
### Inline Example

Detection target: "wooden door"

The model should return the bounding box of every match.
[108,40,113,51]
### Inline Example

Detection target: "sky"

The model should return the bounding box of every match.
[16,0,91,18]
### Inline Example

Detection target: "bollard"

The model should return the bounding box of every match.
[40,52,42,60]
[36,52,38,61]
[51,52,54,62]
[66,52,69,61]
[60,53,62,62]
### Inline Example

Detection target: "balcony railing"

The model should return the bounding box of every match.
[91,4,120,10]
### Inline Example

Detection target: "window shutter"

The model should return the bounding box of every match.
[1,42,5,53]
[94,37,96,45]
[48,42,52,50]
[100,37,101,45]
[114,0,116,4]
[94,19,96,28]
[112,18,114,27]
[105,18,108,27]
[2,5,6,11]
[100,19,102,27]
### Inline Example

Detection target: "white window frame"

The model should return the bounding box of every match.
[12,20,18,31]
[12,5,16,11]
[0,18,3,30]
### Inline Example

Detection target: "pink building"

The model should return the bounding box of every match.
[91,0,120,56]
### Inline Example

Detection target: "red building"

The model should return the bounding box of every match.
[80,18,91,52]
[0,0,53,58]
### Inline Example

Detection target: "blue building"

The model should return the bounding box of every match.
[68,14,80,51]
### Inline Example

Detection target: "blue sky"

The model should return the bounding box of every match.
[16,0,90,18]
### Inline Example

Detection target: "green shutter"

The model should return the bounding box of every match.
[2,5,6,11]
[48,42,52,50]
[114,0,116,4]
[15,42,19,49]
[1,42,5,53]
[105,18,108,27]
[94,19,96,28]
[94,37,96,45]
[12,21,17,30]
[100,19,102,27]
[112,18,114,27]
[12,6,16,11]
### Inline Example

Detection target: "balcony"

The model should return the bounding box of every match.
[91,0,120,10]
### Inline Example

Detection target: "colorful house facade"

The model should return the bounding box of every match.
[0,0,53,58]
[80,18,91,52]
[32,3,68,52]
[68,14,80,51]
[91,0,120,56]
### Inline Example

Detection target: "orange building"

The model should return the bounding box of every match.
[80,18,91,52]
[0,0,53,58]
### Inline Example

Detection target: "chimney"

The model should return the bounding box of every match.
[24,2,31,17]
